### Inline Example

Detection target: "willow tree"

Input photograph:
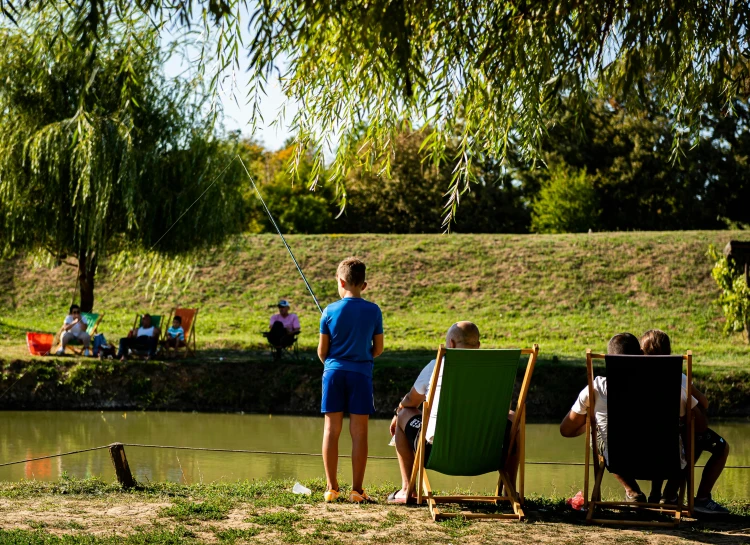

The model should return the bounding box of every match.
[2,0,750,226]
[0,4,245,311]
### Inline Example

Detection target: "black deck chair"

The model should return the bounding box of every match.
[584,349,695,527]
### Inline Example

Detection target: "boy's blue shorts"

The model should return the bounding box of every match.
[321,369,375,415]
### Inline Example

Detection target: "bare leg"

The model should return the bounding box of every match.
[612,474,641,497]
[322,412,343,492]
[350,413,369,493]
[394,408,420,497]
[697,442,730,499]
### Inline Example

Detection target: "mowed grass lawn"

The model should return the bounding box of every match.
[1,231,748,368]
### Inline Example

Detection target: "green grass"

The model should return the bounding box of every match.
[0,477,745,544]
[1,232,748,368]
[160,498,233,521]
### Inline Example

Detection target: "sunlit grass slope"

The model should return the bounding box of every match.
[1,231,748,367]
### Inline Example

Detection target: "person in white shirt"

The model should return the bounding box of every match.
[386,321,518,504]
[117,314,161,361]
[56,305,91,356]
[267,300,300,355]
[559,332,699,504]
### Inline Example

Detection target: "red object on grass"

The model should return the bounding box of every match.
[566,490,585,511]
[26,332,53,356]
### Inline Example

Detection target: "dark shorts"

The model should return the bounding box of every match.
[321,369,375,415]
[695,428,727,458]
[404,414,514,465]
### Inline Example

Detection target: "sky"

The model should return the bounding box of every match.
[162,9,296,152]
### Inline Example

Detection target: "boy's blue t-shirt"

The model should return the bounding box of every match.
[320,297,383,377]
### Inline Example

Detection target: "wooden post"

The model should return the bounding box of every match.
[109,443,135,488]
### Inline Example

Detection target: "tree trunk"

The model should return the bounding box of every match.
[77,253,97,312]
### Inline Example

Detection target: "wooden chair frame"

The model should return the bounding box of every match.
[161,308,198,359]
[52,313,104,356]
[584,349,694,527]
[407,343,539,522]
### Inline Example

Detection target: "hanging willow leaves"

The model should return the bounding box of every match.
[0,2,246,311]
[2,0,750,227]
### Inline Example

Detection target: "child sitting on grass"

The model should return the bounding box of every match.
[640,329,730,515]
[317,257,384,503]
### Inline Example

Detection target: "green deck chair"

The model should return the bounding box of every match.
[54,312,104,355]
[127,314,163,359]
[408,344,539,521]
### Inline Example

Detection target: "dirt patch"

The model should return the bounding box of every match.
[0,497,747,544]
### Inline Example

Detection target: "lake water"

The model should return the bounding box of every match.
[0,412,747,499]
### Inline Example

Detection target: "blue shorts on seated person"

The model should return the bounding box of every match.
[321,369,375,415]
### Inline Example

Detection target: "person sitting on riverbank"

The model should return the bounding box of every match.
[386,321,520,504]
[267,300,300,353]
[560,333,700,504]
[117,314,161,361]
[318,257,384,504]
[165,315,185,350]
[640,329,730,515]
[56,304,91,356]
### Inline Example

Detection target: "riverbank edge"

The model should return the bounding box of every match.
[1,356,749,418]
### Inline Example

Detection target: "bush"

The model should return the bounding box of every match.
[530,162,600,233]
[707,245,750,340]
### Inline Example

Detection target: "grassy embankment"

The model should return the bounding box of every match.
[0,231,749,416]
[0,477,746,544]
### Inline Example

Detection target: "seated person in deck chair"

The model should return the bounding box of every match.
[165,315,185,350]
[56,304,91,356]
[559,333,699,504]
[267,299,300,348]
[386,321,519,504]
[117,314,161,361]
[641,329,729,515]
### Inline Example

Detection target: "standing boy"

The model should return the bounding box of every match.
[318,257,384,503]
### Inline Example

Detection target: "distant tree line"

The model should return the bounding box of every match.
[240,93,750,235]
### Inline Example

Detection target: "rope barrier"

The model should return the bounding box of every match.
[0,443,748,469]
[0,446,110,467]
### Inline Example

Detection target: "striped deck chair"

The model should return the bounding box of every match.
[408,344,539,521]
[584,350,695,527]
[52,312,104,355]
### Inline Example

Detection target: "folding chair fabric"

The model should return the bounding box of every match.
[427,348,521,476]
[605,355,684,480]
[173,308,196,337]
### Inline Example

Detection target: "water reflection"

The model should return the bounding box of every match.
[0,412,746,499]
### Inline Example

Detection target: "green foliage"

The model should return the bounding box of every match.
[707,245,750,338]
[0,2,245,309]
[160,498,233,521]
[5,0,748,226]
[530,162,600,234]
[339,131,529,233]
[239,142,338,235]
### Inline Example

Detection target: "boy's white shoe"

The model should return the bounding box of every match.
[55,347,65,356]
[83,349,91,357]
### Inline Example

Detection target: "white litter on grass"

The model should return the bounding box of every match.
[292,482,311,495]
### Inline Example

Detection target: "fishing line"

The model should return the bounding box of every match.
[238,155,323,315]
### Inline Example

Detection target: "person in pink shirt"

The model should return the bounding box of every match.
[267,300,300,358]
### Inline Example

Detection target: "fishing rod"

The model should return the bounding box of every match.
[238,155,324,315]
